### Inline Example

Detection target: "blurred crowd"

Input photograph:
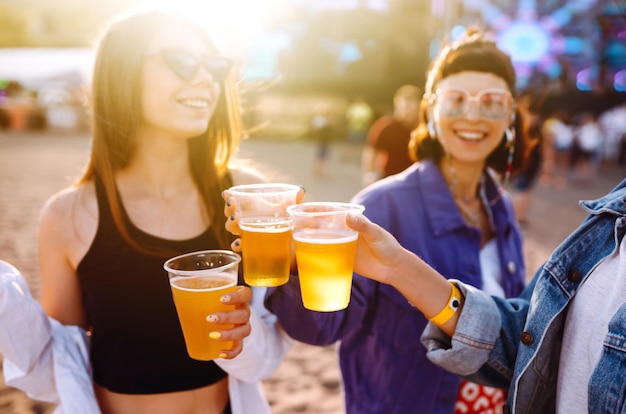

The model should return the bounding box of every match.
[539,100,626,188]
[298,89,626,196]
[2,64,625,195]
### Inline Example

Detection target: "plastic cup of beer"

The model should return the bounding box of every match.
[164,250,241,361]
[287,202,365,312]
[228,183,300,287]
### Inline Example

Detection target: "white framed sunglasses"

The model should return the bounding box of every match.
[434,88,513,120]
[145,48,233,82]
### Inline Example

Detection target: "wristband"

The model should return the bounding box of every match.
[428,282,462,326]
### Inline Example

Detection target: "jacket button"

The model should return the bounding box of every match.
[506,261,516,274]
[567,269,582,283]
[521,331,534,345]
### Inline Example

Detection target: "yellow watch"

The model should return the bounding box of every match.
[428,282,462,326]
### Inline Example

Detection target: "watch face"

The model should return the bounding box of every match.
[458,0,616,90]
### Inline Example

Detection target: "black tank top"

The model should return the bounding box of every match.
[77,179,228,394]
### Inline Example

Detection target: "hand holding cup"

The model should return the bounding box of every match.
[287,202,365,312]
[223,184,305,287]
[164,250,250,360]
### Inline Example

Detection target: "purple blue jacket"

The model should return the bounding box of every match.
[265,160,526,413]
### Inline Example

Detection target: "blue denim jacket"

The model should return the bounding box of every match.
[423,178,626,413]
[266,161,526,413]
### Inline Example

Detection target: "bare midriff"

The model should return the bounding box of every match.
[94,377,229,414]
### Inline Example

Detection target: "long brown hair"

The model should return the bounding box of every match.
[408,29,534,175]
[79,10,242,253]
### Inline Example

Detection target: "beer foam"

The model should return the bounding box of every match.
[239,216,292,233]
[293,229,358,244]
[170,274,236,291]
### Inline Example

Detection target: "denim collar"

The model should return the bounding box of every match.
[580,179,626,217]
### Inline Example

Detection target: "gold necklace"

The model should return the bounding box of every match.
[454,198,482,226]
[442,155,488,226]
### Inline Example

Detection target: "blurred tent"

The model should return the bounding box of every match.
[0,48,94,90]
[0,48,94,131]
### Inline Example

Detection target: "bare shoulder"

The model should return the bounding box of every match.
[39,181,98,265]
[229,164,267,186]
[39,182,96,325]
[40,182,97,224]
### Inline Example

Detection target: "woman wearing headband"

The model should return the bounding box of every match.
[37,10,290,414]
[262,29,534,413]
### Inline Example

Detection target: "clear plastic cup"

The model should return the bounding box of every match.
[164,250,240,360]
[228,183,300,287]
[287,202,365,312]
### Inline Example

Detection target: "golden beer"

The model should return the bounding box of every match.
[169,274,236,360]
[239,217,292,287]
[293,229,358,312]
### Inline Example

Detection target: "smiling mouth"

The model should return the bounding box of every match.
[455,130,486,142]
[179,99,210,109]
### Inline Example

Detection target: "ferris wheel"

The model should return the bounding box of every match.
[457,0,608,90]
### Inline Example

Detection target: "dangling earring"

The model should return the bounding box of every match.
[427,120,437,139]
[504,126,515,184]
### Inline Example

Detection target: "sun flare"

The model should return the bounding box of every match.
[133,0,293,55]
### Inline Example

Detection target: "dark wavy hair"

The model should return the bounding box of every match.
[408,28,534,175]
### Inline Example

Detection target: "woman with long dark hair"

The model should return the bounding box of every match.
[38,10,290,414]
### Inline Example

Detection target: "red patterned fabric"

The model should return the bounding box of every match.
[454,380,506,414]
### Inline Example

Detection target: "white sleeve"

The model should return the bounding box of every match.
[215,286,292,382]
[0,260,100,414]
[0,261,58,403]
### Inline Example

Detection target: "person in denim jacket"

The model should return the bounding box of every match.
[343,177,626,413]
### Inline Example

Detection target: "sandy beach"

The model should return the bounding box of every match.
[0,130,623,414]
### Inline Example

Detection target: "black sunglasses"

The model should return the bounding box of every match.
[146,48,233,82]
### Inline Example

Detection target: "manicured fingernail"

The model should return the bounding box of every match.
[226,198,231,207]
[209,331,222,339]
[220,295,231,303]
[218,353,228,359]
[298,185,306,194]
[233,239,240,247]
[230,214,235,221]
[206,314,219,323]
